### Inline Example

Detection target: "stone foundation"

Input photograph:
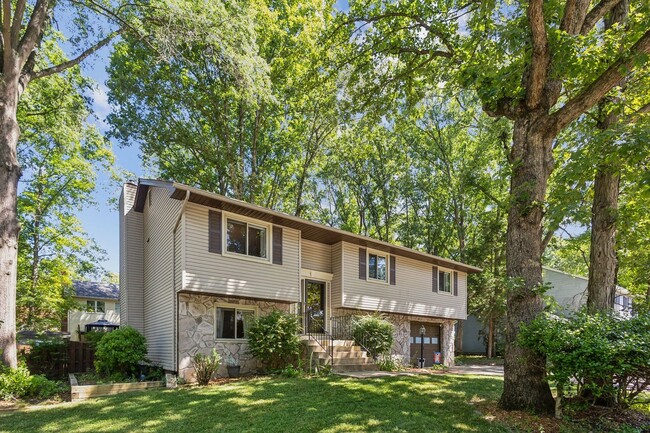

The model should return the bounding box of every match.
[331,308,456,367]
[178,293,290,381]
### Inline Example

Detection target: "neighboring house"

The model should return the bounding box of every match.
[65,281,120,342]
[119,179,481,380]
[543,267,633,317]
[460,267,634,354]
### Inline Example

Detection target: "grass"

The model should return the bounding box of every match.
[0,374,508,433]
[0,374,646,433]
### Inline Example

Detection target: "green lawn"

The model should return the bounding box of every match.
[0,374,509,433]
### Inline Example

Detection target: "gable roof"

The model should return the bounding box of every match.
[133,178,482,274]
[73,281,120,300]
[542,266,629,295]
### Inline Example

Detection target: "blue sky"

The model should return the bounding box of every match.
[78,51,142,275]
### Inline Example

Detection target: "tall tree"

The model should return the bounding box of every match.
[0,0,269,368]
[16,52,113,330]
[107,0,338,217]
[586,0,628,313]
[338,0,650,412]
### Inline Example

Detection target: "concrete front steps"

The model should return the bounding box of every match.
[302,336,378,372]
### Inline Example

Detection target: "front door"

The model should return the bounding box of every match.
[305,281,326,333]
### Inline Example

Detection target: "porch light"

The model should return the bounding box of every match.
[418,325,426,368]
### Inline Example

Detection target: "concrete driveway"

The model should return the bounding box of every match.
[335,364,504,379]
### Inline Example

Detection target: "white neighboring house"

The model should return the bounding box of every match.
[66,281,121,342]
[460,267,634,354]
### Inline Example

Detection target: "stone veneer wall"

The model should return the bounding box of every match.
[178,293,290,381]
[331,308,456,367]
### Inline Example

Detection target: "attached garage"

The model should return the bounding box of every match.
[410,322,441,367]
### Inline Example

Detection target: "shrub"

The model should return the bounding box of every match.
[352,314,394,359]
[23,336,68,379]
[520,311,650,409]
[0,364,60,400]
[247,310,301,370]
[193,349,221,385]
[94,327,147,378]
[83,331,108,347]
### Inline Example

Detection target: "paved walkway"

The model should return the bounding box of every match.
[335,364,504,379]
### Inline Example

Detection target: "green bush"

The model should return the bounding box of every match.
[94,327,148,378]
[247,310,301,370]
[83,331,108,347]
[23,336,68,379]
[0,364,60,400]
[352,314,394,359]
[193,349,221,385]
[520,311,650,408]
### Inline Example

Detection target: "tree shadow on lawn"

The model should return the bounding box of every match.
[0,375,507,433]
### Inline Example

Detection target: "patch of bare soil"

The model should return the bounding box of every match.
[476,401,650,433]
[570,405,650,433]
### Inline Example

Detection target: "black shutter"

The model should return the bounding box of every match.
[432,266,438,293]
[273,226,283,265]
[453,271,459,296]
[208,210,222,253]
[359,248,367,280]
[389,255,396,285]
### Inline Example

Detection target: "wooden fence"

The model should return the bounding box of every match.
[67,341,95,374]
[21,341,95,379]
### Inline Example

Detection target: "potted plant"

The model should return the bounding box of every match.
[226,355,241,378]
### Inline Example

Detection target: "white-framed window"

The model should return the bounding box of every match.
[224,214,270,260]
[438,270,452,293]
[215,305,257,340]
[86,300,105,313]
[115,303,121,315]
[368,250,388,283]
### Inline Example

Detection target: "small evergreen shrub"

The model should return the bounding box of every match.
[193,349,221,385]
[247,310,301,370]
[0,364,60,400]
[352,314,394,359]
[520,311,650,408]
[94,327,147,378]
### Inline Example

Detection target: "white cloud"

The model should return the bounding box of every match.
[88,83,112,131]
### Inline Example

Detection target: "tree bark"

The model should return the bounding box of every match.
[585,0,627,314]
[586,168,618,312]
[487,317,494,359]
[499,114,555,413]
[0,78,22,368]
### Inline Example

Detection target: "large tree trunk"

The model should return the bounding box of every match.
[585,0,627,314]
[586,168,618,313]
[0,80,22,368]
[499,115,555,413]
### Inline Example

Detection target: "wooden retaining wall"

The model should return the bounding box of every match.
[69,374,164,401]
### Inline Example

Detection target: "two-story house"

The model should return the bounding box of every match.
[64,281,120,342]
[120,179,481,379]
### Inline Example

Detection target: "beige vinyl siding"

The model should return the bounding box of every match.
[183,203,301,302]
[142,186,183,370]
[341,242,467,320]
[119,184,144,332]
[330,242,343,309]
[301,239,332,273]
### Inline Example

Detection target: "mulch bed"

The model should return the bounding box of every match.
[476,400,650,433]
